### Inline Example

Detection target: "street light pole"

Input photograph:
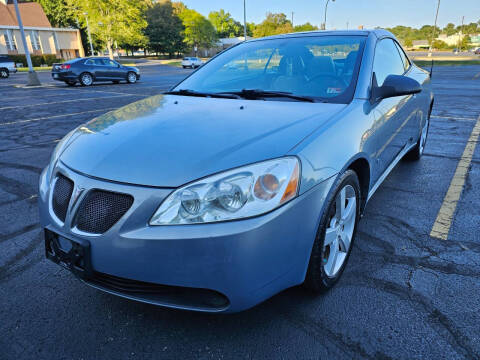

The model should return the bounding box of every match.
[428,0,441,56]
[323,0,335,31]
[243,0,247,40]
[459,15,465,52]
[84,12,94,56]
[12,0,40,86]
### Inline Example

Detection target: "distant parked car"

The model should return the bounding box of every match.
[475,48,480,55]
[181,57,203,69]
[452,48,459,54]
[51,57,140,86]
[0,55,17,78]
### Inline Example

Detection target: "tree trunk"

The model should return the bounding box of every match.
[107,39,114,60]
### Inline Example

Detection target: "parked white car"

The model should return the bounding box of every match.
[0,55,17,78]
[181,57,204,69]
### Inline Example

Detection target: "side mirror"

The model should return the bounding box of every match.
[371,74,421,103]
[117,64,121,68]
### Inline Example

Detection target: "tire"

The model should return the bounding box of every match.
[66,80,76,86]
[79,72,93,86]
[405,107,431,161]
[126,72,137,84]
[0,68,9,78]
[304,170,361,292]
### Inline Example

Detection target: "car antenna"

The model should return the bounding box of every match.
[429,59,434,78]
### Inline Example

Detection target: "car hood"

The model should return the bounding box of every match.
[59,95,344,187]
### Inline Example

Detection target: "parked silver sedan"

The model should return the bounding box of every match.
[39,29,433,313]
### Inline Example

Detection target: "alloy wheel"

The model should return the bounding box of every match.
[127,72,137,83]
[323,184,357,277]
[81,73,93,86]
[0,70,8,78]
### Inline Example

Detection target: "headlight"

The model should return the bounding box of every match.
[150,157,300,225]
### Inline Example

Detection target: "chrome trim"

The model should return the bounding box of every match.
[48,175,68,228]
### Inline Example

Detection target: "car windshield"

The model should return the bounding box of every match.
[174,35,366,103]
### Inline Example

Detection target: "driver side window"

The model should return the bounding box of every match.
[373,38,405,86]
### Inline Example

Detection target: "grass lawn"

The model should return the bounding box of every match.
[17,67,51,72]
[160,59,183,67]
[413,59,480,67]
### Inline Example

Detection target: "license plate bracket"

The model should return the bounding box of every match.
[45,229,92,279]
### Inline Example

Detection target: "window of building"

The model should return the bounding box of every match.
[3,29,17,51]
[30,30,41,51]
[52,31,60,51]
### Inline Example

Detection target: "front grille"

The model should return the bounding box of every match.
[52,174,74,222]
[89,272,230,310]
[75,190,133,234]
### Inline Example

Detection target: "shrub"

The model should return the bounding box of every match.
[7,54,63,67]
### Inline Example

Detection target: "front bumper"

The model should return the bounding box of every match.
[39,162,335,312]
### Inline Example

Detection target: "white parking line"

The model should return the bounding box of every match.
[46,87,145,97]
[430,114,480,240]
[0,108,118,126]
[0,94,146,110]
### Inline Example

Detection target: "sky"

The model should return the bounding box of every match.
[180,0,480,30]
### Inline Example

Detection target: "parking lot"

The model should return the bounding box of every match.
[1,63,480,359]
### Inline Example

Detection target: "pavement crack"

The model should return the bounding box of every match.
[0,174,37,198]
[0,223,39,244]
[0,230,43,282]
[345,276,480,359]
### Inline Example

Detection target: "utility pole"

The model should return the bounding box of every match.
[12,0,40,86]
[459,15,465,52]
[243,0,247,40]
[346,21,349,30]
[323,0,335,30]
[428,0,440,56]
[84,12,94,56]
[291,12,294,28]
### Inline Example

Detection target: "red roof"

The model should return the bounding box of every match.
[0,2,52,28]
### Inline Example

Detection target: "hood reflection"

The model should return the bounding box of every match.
[79,95,166,134]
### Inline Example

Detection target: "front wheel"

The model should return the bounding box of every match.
[0,68,9,78]
[304,170,361,292]
[126,72,137,84]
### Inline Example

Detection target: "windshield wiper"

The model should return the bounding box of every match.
[219,89,316,103]
[164,89,240,99]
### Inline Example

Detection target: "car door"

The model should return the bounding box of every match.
[106,60,124,79]
[93,58,109,80]
[370,38,417,181]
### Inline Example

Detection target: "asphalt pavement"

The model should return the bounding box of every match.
[1,63,479,359]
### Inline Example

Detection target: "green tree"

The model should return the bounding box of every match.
[35,0,73,27]
[177,7,217,54]
[431,39,448,49]
[253,13,293,37]
[443,23,456,36]
[66,0,149,59]
[208,9,243,38]
[294,22,319,32]
[145,0,185,57]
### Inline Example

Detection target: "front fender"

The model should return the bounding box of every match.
[291,100,376,195]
